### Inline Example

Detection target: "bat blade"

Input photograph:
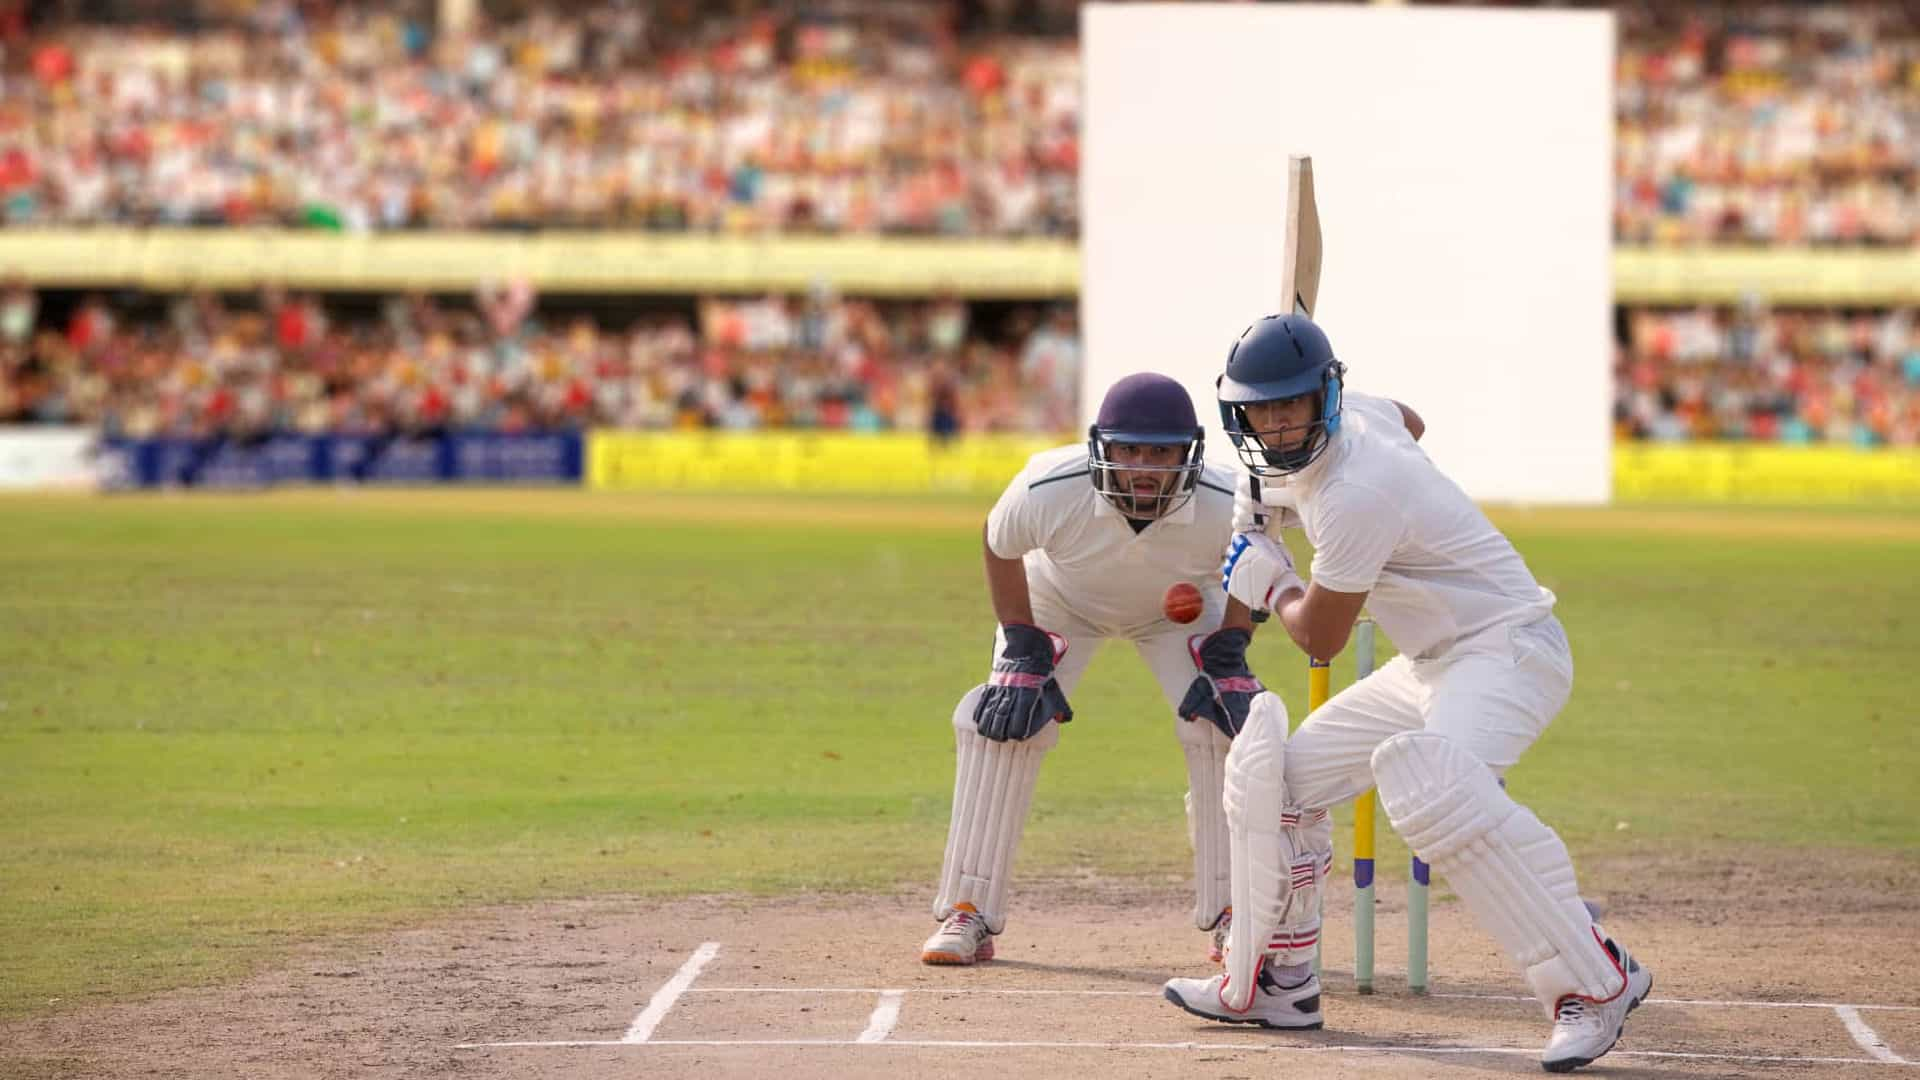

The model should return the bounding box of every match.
[1247,156,1322,628]
[1281,156,1322,318]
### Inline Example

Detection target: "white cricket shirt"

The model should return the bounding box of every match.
[986,444,1240,639]
[1241,392,1556,659]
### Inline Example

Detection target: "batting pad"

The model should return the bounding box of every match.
[933,685,1059,934]
[1372,731,1624,1014]
[1178,718,1233,930]
[1221,693,1324,1011]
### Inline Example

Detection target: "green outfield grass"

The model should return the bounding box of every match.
[2,490,1917,1017]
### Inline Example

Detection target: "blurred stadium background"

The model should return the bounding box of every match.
[0,0,1914,502]
[4,3,1920,1052]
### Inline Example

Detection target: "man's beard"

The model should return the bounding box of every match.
[1126,481,1169,518]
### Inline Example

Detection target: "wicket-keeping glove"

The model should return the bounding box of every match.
[973,623,1073,741]
[1178,628,1265,739]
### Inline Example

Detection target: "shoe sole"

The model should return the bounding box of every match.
[1162,986,1324,1031]
[921,951,975,965]
[1541,971,1654,1073]
[921,941,995,966]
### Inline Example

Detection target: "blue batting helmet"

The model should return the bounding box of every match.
[1217,314,1346,475]
[1087,372,1205,520]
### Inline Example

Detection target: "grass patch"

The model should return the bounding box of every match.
[2,491,1915,1014]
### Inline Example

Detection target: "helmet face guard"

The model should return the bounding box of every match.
[1216,314,1345,477]
[1086,427,1206,521]
[1219,359,1346,477]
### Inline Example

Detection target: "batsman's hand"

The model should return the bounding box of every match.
[1178,627,1264,739]
[973,623,1073,741]
[1221,531,1303,614]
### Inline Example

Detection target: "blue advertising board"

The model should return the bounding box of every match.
[99,432,584,489]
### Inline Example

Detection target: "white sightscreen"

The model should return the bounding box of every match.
[1082,4,1614,504]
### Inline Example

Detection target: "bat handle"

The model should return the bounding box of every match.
[1249,508,1273,624]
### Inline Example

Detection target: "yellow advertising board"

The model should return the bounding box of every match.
[0,229,1079,297]
[1613,444,1920,504]
[591,432,1920,506]
[1612,247,1920,305]
[3,229,1916,304]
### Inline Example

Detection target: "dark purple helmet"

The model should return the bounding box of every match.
[1087,372,1206,521]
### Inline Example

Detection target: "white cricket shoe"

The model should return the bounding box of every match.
[1206,907,1231,964]
[1540,937,1654,1072]
[921,902,996,965]
[1163,963,1324,1030]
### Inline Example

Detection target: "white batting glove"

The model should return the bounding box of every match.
[1220,531,1304,613]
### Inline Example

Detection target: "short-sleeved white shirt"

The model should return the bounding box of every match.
[987,444,1240,639]
[1240,392,1555,659]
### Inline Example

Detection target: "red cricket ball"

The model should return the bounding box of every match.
[1163,582,1204,624]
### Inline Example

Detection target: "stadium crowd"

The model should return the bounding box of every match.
[0,1,1912,244]
[1,1,1915,447]
[0,281,1081,438]
[1614,3,1919,247]
[8,279,1918,448]
[1615,304,1920,445]
[0,1,1080,236]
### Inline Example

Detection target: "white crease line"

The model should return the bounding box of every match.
[622,942,721,1043]
[453,1038,1914,1065]
[1840,1005,1911,1064]
[695,986,1920,1011]
[857,990,906,1044]
[1435,992,1920,1012]
[689,987,1154,996]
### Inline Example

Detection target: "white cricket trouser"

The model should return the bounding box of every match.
[1010,588,1236,927]
[1286,616,1574,809]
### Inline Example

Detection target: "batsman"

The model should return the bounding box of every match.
[1159,313,1654,1072]
[922,372,1269,967]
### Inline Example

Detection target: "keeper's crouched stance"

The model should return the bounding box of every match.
[1161,315,1652,1074]
[924,373,1258,966]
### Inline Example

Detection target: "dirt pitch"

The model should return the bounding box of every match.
[4,849,1917,1080]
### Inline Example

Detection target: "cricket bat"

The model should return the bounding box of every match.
[1246,157,1322,616]
[1281,155,1322,318]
